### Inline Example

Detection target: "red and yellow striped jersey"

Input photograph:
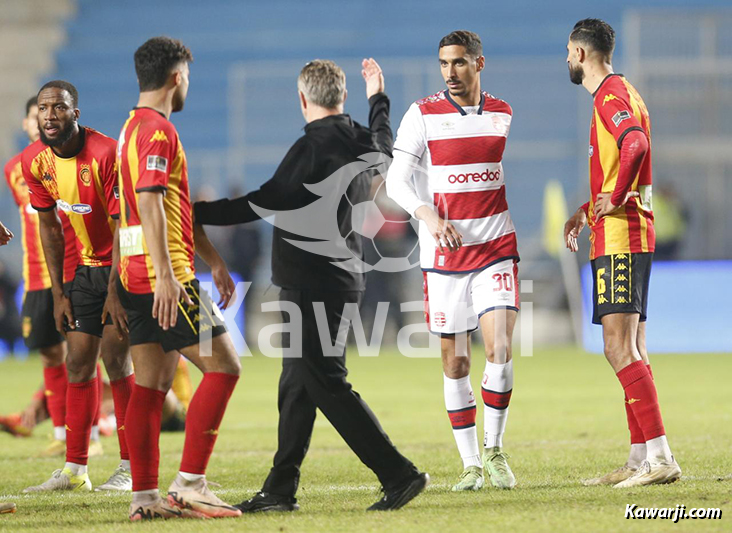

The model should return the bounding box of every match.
[116,108,195,294]
[22,127,119,269]
[4,153,51,292]
[588,74,655,260]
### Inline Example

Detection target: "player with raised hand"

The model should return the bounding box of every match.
[564,18,681,488]
[387,30,520,491]
[116,36,241,521]
[21,81,135,493]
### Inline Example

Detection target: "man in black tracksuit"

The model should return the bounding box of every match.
[193,58,428,512]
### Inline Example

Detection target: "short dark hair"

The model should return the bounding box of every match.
[25,96,38,115]
[37,80,78,107]
[570,18,615,58]
[134,36,193,92]
[439,30,483,58]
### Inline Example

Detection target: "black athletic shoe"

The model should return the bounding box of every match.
[234,491,299,513]
[367,472,430,511]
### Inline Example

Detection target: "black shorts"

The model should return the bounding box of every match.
[65,265,113,337]
[117,277,227,353]
[591,252,652,325]
[21,288,64,350]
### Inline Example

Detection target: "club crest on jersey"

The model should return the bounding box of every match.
[589,145,594,157]
[612,110,631,127]
[146,155,168,173]
[603,94,618,106]
[113,186,120,199]
[79,165,92,187]
[149,130,169,143]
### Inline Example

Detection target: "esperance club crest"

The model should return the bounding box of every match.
[79,164,92,186]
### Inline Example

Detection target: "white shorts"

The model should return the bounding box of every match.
[423,259,519,336]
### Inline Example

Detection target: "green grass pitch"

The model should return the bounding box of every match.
[0,346,730,531]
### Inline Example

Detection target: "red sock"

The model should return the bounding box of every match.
[43,364,68,428]
[624,391,645,444]
[110,374,135,461]
[125,384,165,491]
[617,360,665,442]
[179,372,239,475]
[93,364,103,427]
[65,378,99,465]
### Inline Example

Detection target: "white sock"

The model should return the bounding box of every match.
[179,471,205,482]
[64,462,87,476]
[120,459,131,471]
[443,375,481,469]
[482,359,513,449]
[627,443,646,467]
[646,435,673,463]
[90,425,100,441]
[132,489,160,504]
[54,426,66,441]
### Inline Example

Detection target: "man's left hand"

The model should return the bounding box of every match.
[212,263,236,310]
[362,58,384,99]
[594,191,640,221]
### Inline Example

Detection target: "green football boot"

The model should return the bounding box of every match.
[451,465,484,491]
[483,447,516,489]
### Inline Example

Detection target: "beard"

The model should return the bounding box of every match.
[172,89,186,113]
[568,63,584,85]
[39,121,76,147]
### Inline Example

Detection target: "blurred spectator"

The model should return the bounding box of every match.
[653,183,689,260]
[0,260,21,355]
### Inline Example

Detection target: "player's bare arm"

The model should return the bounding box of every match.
[137,191,193,330]
[193,222,235,310]
[0,220,12,245]
[361,58,384,98]
[101,220,128,339]
[37,209,74,334]
[414,205,463,253]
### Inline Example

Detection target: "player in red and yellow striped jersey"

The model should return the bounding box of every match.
[22,81,134,495]
[564,19,680,488]
[3,96,75,455]
[117,36,240,521]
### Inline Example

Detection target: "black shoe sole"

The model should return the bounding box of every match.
[367,472,430,511]
[235,502,299,513]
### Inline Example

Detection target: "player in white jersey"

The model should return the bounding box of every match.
[387,30,519,491]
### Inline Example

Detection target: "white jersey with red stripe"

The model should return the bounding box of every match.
[387,89,519,274]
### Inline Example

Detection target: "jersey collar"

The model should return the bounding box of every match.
[592,73,624,97]
[444,90,485,116]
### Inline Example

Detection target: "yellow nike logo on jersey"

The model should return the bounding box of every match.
[204,429,219,436]
[45,389,53,397]
[65,424,71,432]
[626,398,641,404]
[149,130,169,143]
[603,94,618,106]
